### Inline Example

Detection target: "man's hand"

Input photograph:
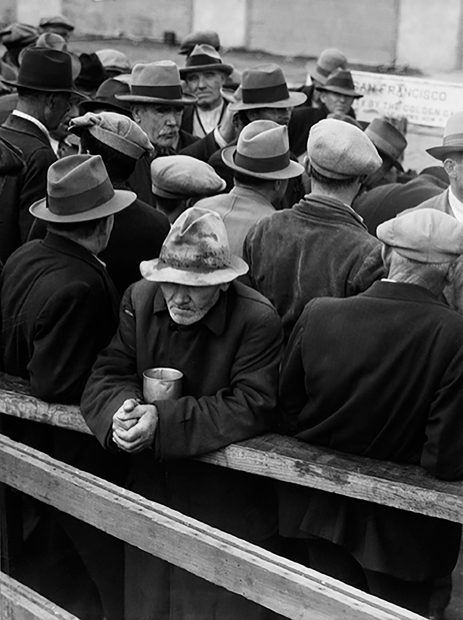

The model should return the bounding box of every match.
[112,400,158,453]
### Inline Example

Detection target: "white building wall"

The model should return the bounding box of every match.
[192,0,246,48]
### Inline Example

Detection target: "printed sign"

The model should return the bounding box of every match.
[351,70,463,128]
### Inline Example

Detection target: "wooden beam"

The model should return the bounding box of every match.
[0,572,78,619]
[0,434,424,620]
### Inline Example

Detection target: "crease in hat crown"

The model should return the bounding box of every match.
[365,117,407,169]
[180,44,233,76]
[140,207,249,285]
[312,48,347,84]
[316,68,362,98]
[116,60,196,104]
[308,118,382,179]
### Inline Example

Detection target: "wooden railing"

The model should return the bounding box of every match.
[1,372,458,619]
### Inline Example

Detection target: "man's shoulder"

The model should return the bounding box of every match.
[413,188,448,212]
[232,281,279,318]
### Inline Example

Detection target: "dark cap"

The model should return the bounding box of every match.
[179,30,221,55]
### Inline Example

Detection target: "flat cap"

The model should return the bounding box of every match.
[377,208,463,263]
[151,155,226,199]
[179,30,220,55]
[0,23,38,48]
[69,111,153,160]
[39,15,74,31]
[96,48,131,73]
[308,118,382,179]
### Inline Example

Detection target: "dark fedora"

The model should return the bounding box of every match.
[365,117,407,171]
[79,77,133,117]
[75,53,107,92]
[427,112,463,160]
[30,154,135,223]
[116,60,196,105]
[316,69,362,99]
[229,64,306,111]
[2,47,81,94]
[180,44,233,77]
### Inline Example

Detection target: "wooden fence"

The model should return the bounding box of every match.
[1,372,461,619]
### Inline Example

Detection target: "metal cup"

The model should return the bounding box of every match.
[143,367,183,403]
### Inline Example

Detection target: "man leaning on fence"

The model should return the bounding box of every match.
[81,206,284,620]
[278,208,463,618]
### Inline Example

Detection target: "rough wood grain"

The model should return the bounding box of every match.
[0,435,424,620]
[0,572,79,619]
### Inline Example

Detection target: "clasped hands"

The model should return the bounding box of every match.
[112,398,158,453]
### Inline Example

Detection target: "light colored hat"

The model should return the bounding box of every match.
[96,48,131,74]
[222,120,304,180]
[377,208,463,263]
[38,15,74,32]
[30,154,136,223]
[0,23,38,49]
[308,118,382,180]
[180,44,233,77]
[229,64,306,111]
[365,118,407,171]
[317,69,362,99]
[116,60,196,105]
[69,112,153,159]
[427,112,463,160]
[18,33,82,81]
[179,30,221,55]
[140,206,248,285]
[311,48,347,85]
[151,155,226,199]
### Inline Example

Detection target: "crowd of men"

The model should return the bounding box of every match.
[0,15,462,620]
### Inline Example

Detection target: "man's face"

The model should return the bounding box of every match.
[320,91,354,115]
[45,92,72,130]
[161,282,223,325]
[133,103,183,149]
[184,70,225,109]
[445,153,463,200]
[247,106,292,127]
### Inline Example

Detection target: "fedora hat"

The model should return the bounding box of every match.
[140,206,248,286]
[180,44,233,77]
[116,60,196,105]
[30,154,136,223]
[229,64,306,111]
[316,69,362,99]
[179,30,221,56]
[3,47,81,94]
[75,52,107,92]
[427,112,463,160]
[79,77,133,116]
[311,48,347,85]
[365,118,407,171]
[222,120,304,180]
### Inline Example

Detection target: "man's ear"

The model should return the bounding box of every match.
[131,106,141,124]
[443,157,456,179]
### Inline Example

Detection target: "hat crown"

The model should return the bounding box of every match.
[317,48,347,73]
[186,43,224,67]
[160,207,233,273]
[240,64,290,104]
[0,22,38,47]
[179,30,221,54]
[96,48,131,72]
[324,68,355,91]
[151,155,225,198]
[95,77,131,100]
[129,60,185,100]
[365,117,407,160]
[39,15,74,30]
[235,120,290,171]
[18,47,73,91]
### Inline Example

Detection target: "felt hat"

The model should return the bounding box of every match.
[151,155,226,199]
[0,23,38,49]
[180,44,233,77]
[365,118,407,171]
[377,208,463,263]
[38,15,74,32]
[18,33,82,81]
[427,112,463,160]
[95,48,131,75]
[75,53,107,92]
[2,47,81,95]
[316,69,362,99]
[327,112,364,130]
[29,154,136,223]
[222,120,304,179]
[79,77,133,116]
[179,30,221,56]
[116,60,196,105]
[308,118,382,179]
[229,64,306,111]
[69,111,153,160]
[311,48,348,85]
[140,206,248,285]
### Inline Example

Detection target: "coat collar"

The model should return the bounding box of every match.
[230,184,275,210]
[41,232,109,275]
[2,112,52,147]
[362,280,447,307]
[295,193,367,229]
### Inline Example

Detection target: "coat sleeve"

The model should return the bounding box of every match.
[153,307,283,460]
[349,241,385,295]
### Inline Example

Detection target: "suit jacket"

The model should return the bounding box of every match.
[279,281,463,580]
[180,99,228,137]
[0,134,25,262]
[0,114,56,242]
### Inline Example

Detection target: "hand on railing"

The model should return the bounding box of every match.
[112,399,158,453]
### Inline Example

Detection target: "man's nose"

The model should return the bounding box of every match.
[198,75,208,88]
[172,286,190,304]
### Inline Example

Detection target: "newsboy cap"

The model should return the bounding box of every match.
[0,23,38,49]
[179,30,221,55]
[377,208,463,263]
[38,15,74,32]
[151,155,226,199]
[308,118,382,179]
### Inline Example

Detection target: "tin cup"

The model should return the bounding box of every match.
[143,367,183,402]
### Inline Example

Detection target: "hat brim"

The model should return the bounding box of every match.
[78,98,133,117]
[228,90,307,111]
[115,93,196,105]
[426,145,463,161]
[152,177,227,199]
[29,189,136,223]
[221,146,304,180]
[140,255,249,286]
[317,85,363,99]
[2,78,84,97]
[180,63,234,77]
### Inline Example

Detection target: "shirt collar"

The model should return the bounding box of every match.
[12,110,52,145]
[152,283,229,336]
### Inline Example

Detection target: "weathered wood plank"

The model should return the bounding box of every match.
[0,434,424,620]
[0,572,78,619]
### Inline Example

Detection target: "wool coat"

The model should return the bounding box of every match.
[278,281,463,581]
[243,194,385,339]
[0,133,24,262]
[81,279,283,620]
